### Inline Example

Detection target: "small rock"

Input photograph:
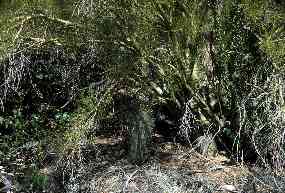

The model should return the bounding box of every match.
[208,165,225,172]
[218,184,237,192]
[0,175,12,193]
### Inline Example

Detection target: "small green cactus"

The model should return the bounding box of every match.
[128,110,153,163]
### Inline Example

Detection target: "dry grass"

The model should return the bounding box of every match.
[52,139,285,193]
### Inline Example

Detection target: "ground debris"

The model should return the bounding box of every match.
[49,139,284,193]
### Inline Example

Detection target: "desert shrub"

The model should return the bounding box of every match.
[0,0,284,180]
[211,0,285,167]
[0,2,102,170]
[240,74,285,169]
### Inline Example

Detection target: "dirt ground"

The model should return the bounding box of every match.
[52,136,285,193]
